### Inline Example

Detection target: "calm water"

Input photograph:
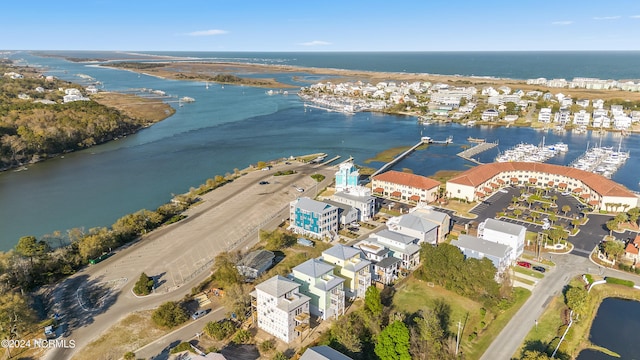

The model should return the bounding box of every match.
[576,297,640,360]
[1,51,640,250]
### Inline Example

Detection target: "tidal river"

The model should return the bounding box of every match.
[1,53,639,250]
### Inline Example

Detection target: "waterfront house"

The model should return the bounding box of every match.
[573,110,591,127]
[372,170,440,205]
[289,197,339,240]
[300,346,353,360]
[291,259,345,320]
[613,115,632,130]
[322,199,358,229]
[452,235,512,275]
[236,250,275,280]
[576,99,590,108]
[321,244,372,299]
[478,218,525,262]
[251,275,311,343]
[538,108,552,123]
[593,99,605,109]
[481,109,500,121]
[554,108,571,125]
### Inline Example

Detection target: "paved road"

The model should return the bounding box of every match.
[44,160,338,360]
[481,252,640,360]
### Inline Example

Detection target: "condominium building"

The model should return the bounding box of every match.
[289,197,339,240]
[251,275,311,343]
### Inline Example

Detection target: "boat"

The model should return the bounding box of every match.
[467,137,485,143]
[180,96,195,103]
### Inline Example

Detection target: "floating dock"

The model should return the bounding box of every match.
[457,141,498,165]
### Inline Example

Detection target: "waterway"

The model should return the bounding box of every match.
[576,297,640,360]
[1,53,639,250]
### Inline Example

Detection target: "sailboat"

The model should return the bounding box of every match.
[205,82,209,90]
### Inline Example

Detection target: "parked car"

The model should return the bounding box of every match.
[533,266,546,273]
[561,191,571,196]
[499,189,509,193]
[192,309,208,320]
[258,181,269,185]
[517,261,532,268]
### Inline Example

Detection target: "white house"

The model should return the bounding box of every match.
[573,110,591,127]
[291,259,345,320]
[452,235,512,275]
[478,218,525,262]
[538,108,552,123]
[251,275,311,343]
[481,109,500,121]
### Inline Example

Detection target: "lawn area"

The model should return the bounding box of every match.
[516,278,640,359]
[71,310,167,360]
[392,276,530,360]
[439,200,479,218]
[260,241,333,279]
[364,146,411,164]
[513,266,545,279]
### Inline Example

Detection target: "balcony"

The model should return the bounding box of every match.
[330,289,345,318]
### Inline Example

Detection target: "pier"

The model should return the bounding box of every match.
[371,138,435,177]
[457,141,498,165]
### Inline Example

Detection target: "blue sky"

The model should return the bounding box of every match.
[3,0,640,51]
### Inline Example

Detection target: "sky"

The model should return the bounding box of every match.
[3,0,640,52]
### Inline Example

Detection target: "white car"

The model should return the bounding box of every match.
[561,191,571,196]
[499,189,508,193]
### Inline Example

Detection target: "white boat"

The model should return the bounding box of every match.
[180,96,195,103]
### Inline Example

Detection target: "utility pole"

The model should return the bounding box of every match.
[456,320,461,355]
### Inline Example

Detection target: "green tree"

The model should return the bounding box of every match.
[152,301,188,328]
[375,320,411,360]
[331,312,364,352]
[628,207,640,226]
[365,286,383,316]
[548,213,558,226]
[123,351,136,360]
[273,352,288,360]
[410,309,447,359]
[15,236,49,265]
[603,240,624,261]
[133,272,154,296]
[562,205,571,216]
[513,209,523,219]
[521,349,553,360]
[606,219,619,236]
[204,319,236,340]
[0,292,37,341]
[233,329,252,344]
[564,285,588,319]
[211,251,243,287]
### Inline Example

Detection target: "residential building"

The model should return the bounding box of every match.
[386,206,450,244]
[289,197,339,240]
[322,200,359,228]
[291,259,345,320]
[236,250,275,280]
[452,235,512,274]
[613,115,632,130]
[624,235,640,264]
[445,162,639,211]
[300,346,353,360]
[481,109,500,121]
[360,229,422,270]
[331,188,376,221]
[573,110,591,127]
[372,170,440,204]
[251,275,311,343]
[372,256,402,285]
[322,244,372,299]
[554,108,571,125]
[478,219,526,262]
[335,162,360,192]
[538,108,552,123]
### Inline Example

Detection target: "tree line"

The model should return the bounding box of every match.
[0,64,161,170]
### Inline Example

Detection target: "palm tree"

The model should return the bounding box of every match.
[606,219,618,237]
[562,205,571,216]
[531,211,540,223]
[511,196,519,206]
[551,195,558,204]
[549,213,558,226]
[513,209,523,219]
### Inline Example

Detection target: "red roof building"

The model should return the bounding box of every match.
[372,170,441,204]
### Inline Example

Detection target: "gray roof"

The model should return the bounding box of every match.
[237,249,274,269]
[367,236,420,256]
[413,208,449,224]
[300,346,353,360]
[294,197,337,214]
[333,191,375,203]
[323,244,361,261]
[322,199,353,213]
[454,235,512,258]
[376,229,419,245]
[293,258,344,292]
[397,214,439,233]
[375,256,401,269]
[255,275,301,298]
[482,218,525,236]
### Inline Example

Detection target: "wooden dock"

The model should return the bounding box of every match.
[457,141,498,165]
[371,140,426,177]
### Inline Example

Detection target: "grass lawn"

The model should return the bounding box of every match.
[364,146,412,164]
[71,310,168,360]
[513,267,545,279]
[439,200,479,218]
[392,276,530,360]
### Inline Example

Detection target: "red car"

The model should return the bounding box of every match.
[517,261,532,268]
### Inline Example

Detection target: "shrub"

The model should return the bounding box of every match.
[605,277,634,287]
[123,352,136,360]
[233,329,252,344]
[584,274,594,284]
[204,320,236,340]
[170,342,193,354]
[480,307,487,318]
[259,339,275,352]
[133,272,154,296]
[152,301,189,328]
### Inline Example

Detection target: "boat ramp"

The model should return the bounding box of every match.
[457,141,498,165]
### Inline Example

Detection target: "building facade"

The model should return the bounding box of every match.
[322,244,372,299]
[372,170,440,204]
[290,197,339,240]
[251,275,311,343]
[291,259,346,320]
[478,218,525,262]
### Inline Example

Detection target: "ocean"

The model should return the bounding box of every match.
[0,51,639,250]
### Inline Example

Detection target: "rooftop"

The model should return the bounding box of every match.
[373,170,440,190]
[255,275,301,298]
[300,345,353,360]
[482,218,525,237]
[454,235,512,258]
[293,197,338,214]
[323,244,362,261]
[447,162,637,198]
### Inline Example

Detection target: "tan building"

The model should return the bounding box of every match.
[446,162,638,211]
[372,170,440,204]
